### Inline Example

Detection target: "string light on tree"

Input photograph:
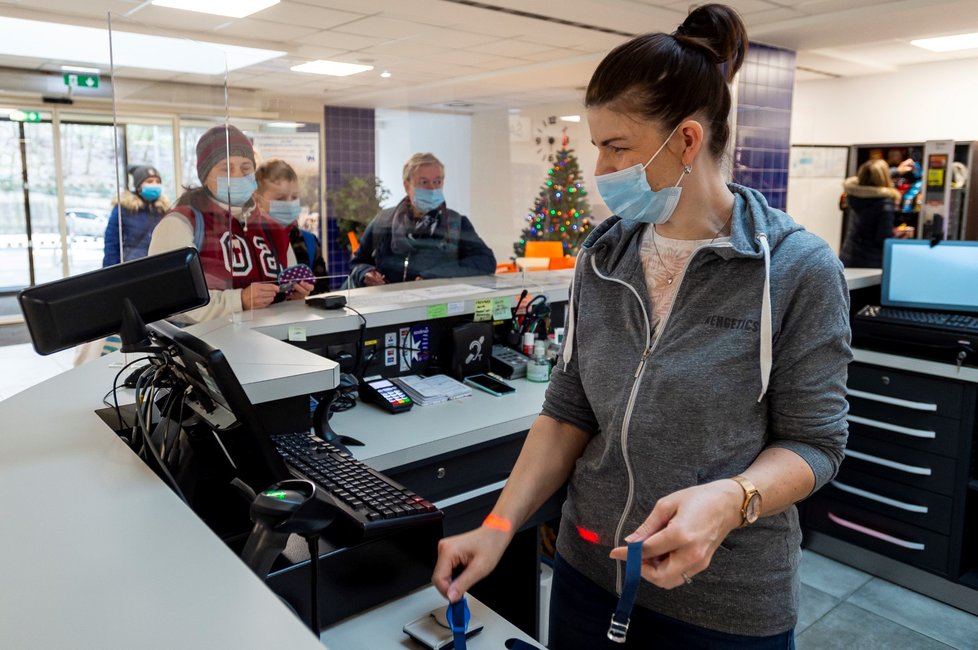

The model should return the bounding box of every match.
[514,137,592,257]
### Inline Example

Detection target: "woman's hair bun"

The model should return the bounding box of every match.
[673,3,748,81]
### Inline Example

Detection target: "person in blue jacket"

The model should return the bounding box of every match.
[102,165,170,267]
[349,152,495,287]
[433,4,850,649]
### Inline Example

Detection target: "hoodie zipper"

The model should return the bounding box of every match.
[402,254,410,282]
[590,240,733,593]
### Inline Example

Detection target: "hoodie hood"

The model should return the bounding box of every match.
[112,190,171,215]
[568,184,801,401]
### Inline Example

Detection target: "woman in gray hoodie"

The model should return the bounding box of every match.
[434,4,851,648]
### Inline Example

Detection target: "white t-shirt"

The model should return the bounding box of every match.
[640,226,730,339]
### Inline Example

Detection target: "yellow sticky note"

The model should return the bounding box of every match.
[474,298,493,322]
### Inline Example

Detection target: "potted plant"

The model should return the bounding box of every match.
[330,175,389,252]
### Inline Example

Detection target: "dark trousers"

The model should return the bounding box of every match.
[548,554,795,650]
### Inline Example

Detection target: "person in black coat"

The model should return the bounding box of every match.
[349,152,495,287]
[839,158,902,268]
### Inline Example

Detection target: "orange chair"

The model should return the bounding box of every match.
[524,241,564,259]
[347,230,360,253]
[496,262,517,274]
[525,240,575,270]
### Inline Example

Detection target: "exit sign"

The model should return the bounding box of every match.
[63,73,99,89]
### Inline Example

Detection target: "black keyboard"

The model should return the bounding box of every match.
[271,431,441,535]
[858,305,978,334]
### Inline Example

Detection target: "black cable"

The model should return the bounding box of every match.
[108,356,155,436]
[134,364,188,504]
[342,304,368,380]
[306,534,321,634]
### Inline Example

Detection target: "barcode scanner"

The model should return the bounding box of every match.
[240,479,339,633]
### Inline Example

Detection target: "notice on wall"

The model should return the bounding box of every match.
[790,147,848,178]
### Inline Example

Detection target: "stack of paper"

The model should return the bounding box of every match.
[392,374,471,406]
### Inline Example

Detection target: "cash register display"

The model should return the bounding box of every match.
[882,239,978,314]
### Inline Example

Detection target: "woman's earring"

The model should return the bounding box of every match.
[683,164,693,175]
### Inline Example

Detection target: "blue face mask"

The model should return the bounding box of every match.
[214,173,258,207]
[411,187,444,213]
[139,185,162,201]
[268,199,301,226]
[595,123,689,225]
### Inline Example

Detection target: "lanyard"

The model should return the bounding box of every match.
[607,540,643,643]
[446,597,537,650]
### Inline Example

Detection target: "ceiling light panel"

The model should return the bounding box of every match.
[291,60,374,76]
[911,32,978,52]
[0,17,284,75]
[151,0,280,19]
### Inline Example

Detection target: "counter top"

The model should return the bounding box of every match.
[843,267,882,290]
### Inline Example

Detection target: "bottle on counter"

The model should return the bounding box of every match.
[527,340,551,382]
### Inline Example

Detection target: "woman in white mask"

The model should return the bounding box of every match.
[149,125,311,322]
[434,4,851,648]
[348,152,496,287]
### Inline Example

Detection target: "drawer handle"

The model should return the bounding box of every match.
[846,414,936,439]
[844,449,932,476]
[831,480,929,513]
[847,389,937,412]
[434,479,508,510]
[827,511,926,550]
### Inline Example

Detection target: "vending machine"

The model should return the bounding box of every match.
[847,141,978,240]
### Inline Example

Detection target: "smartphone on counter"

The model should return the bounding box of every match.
[464,373,516,396]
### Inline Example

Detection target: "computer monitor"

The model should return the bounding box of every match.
[881,239,978,313]
[18,247,209,355]
[147,320,290,494]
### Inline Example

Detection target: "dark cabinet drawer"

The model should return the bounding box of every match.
[385,433,526,502]
[846,408,960,458]
[806,496,950,575]
[844,436,958,496]
[824,466,954,534]
[848,364,963,419]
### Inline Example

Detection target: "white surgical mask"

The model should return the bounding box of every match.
[594,123,689,225]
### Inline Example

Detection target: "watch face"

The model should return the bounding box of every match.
[745,493,762,524]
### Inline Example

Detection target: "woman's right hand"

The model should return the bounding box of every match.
[363,269,386,286]
[432,525,512,603]
[241,283,279,311]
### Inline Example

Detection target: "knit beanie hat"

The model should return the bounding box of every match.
[129,165,161,190]
[195,124,255,183]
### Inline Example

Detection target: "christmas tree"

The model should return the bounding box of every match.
[514,147,592,258]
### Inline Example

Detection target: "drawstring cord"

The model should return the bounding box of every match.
[757,233,772,402]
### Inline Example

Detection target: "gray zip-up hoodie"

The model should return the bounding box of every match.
[542,184,851,637]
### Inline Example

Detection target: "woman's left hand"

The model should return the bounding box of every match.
[287,281,314,300]
[609,479,743,589]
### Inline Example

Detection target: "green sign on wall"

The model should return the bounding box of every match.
[63,73,99,89]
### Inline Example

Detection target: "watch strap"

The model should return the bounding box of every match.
[730,474,759,527]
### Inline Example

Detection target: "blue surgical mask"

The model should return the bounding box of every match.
[214,173,258,207]
[139,185,162,201]
[411,187,444,213]
[595,123,689,225]
[268,199,301,226]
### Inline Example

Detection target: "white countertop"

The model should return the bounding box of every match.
[843,267,882,290]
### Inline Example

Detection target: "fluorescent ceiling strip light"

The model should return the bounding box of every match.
[267,122,305,128]
[61,65,101,74]
[559,115,581,122]
[151,0,280,19]
[911,32,978,52]
[0,17,284,74]
[291,60,374,77]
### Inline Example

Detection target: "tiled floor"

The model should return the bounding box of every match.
[798,552,978,649]
[2,345,977,648]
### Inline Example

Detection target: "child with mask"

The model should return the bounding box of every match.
[102,164,170,267]
[348,152,495,287]
[254,159,329,295]
[148,124,312,323]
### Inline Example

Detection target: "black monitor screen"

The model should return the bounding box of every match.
[18,247,209,355]
[881,239,978,313]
